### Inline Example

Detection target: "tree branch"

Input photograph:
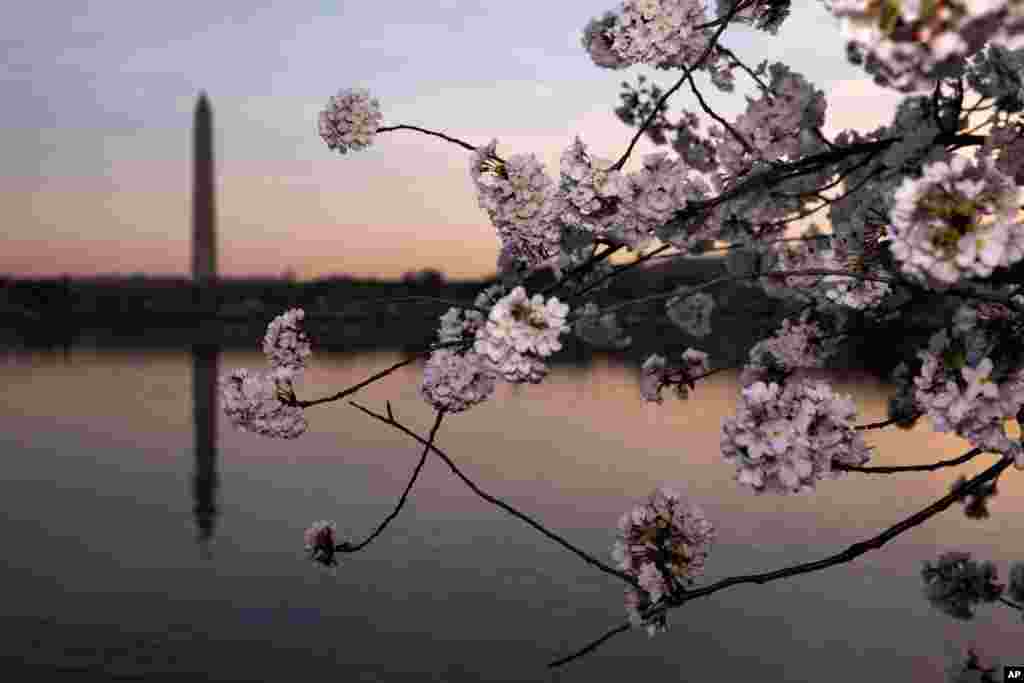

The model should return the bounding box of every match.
[854,413,923,432]
[299,295,490,320]
[550,451,1014,668]
[285,339,470,409]
[570,242,675,302]
[686,69,754,157]
[584,267,1024,323]
[344,409,447,552]
[348,399,639,587]
[547,623,632,669]
[377,124,481,153]
[539,242,626,298]
[610,0,742,172]
[834,447,987,474]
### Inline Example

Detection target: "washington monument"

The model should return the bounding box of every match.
[191,92,220,549]
[192,91,217,283]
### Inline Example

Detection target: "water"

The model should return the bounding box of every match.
[0,347,1020,680]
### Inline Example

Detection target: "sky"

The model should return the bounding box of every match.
[2,0,932,281]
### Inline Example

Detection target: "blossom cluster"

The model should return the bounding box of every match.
[758,233,891,310]
[740,313,837,387]
[665,290,714,337]
[709,62,827,177]
[420,287,571,413]
[573,302,633,350]
[828,0,1024,92]
[580,0,714,71]
[640,348,710,403]
[220,308,311,439]
[474,286,570,382]
[920,551,1004,620]
[318,88,383,155]
[979,115,1024,186]
[304,520,340,569]
[627,151,702,247]
[612,487,715,635]
[469,136,712,272]
[558,138,711,251]
[558,137,636,238]
[219,367,308,440]
[469,140,564,271]
[664,108,720,173]
[582,0,792,72]
[720,378,872,494]
[419,348,497,414]
[883,155,1024,288]
[912,324,1024,467]
[262,308,312,376]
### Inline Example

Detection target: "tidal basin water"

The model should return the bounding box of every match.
[0,347,1020,681]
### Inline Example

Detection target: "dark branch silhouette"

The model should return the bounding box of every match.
[348,399,639,587]
[835,448,987,474]
[343,409,446,553]
[548,623,632,669]
[854,414,924,432]
[590,268,1024,323]
[376,124,481,153]
[550,452,1014,668]
[283,339,469,409]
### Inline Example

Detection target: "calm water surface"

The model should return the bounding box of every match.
[0,347,1020,681]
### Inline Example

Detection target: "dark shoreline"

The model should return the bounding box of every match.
[0,257,942,379]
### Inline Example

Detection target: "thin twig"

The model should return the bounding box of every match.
[349,399,639,587]
[999,596,1024,610]
[715,46,775,97]
[585,267,1024,323]
[854,413,923,432]
[287,339,470,409]
[547,623,632,669]
[345,409,446,552]
[686,69,754,157]
[377,124,480,153]
[539,243,625,298]
[570,243,675,302]
[835,447,986,474]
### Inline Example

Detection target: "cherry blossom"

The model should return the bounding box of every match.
[318,88,383,154]
[921,551,1004,620]
[883,155,1023,288]
[304,520,340,568]
[262,308,312,379]
[640,348,710,403]
[470,140,565,271]
[473,286,570,384]
[613,487,715,635]
[420,349,497,414]
[219,368,308,440]
[721,378,872,494]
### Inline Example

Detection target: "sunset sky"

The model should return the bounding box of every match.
[3,0,925,281]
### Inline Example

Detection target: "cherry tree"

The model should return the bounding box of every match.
[222,0,1024,675]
